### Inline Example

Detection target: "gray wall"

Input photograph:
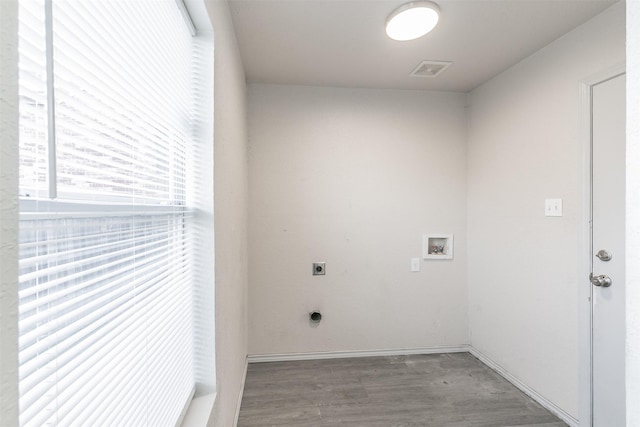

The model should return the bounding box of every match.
[466,3,625,419]
[0,1,19,426]
[248,85,468,355]
[204,0,249,425]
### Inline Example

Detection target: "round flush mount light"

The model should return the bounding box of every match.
[385,1,440,41]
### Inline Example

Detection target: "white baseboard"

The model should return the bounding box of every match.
[233,357,248,427]
[468,347,578,427]
[247,345,470,363]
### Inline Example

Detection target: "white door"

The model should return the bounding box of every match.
[591,73,626,426]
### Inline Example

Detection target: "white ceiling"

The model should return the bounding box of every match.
[229,0,618,92]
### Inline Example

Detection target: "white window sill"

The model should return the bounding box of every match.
[180,393,216,427]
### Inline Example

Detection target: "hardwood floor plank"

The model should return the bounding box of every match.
[237,353,568,426]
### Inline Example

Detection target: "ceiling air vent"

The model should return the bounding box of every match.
[410,60,452,78]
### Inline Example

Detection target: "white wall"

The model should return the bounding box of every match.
[627,3,640,426]
[0,1,20,426]
[204,0,249,425]
[248,85,468,356]
[467,2,625,420]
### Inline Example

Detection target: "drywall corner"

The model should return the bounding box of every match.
[204,0,249,426]
[466,2,625,419]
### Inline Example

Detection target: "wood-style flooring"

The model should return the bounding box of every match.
[237,352,567,427]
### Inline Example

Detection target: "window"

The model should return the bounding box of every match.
[17,1,213,425]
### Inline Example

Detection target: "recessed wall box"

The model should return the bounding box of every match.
[423,234,454,260]
[313,262,326,275]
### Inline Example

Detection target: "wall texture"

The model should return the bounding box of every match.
[248,85,468,356]
[466,3,625,420]
[0,1,20,426]
[627,2,640,425]
[204,0,249,425]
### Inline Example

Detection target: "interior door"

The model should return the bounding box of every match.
[591,73,626,426]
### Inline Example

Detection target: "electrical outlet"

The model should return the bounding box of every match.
[313,262,326,276]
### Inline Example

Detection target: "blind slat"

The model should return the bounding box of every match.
[21,273,191,425]
[18,0,197,425]
[19,236,187,340]
[20,268,191,392]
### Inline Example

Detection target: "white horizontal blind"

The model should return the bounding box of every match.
[17,0,197,425]
[18,210,194,426]
[51,0,191,205]
[18,0,48,199]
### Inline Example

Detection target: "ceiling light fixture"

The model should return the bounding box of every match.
[385,1,440,41]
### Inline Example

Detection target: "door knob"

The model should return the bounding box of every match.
[590,273,612,288]
[596,249,612,261]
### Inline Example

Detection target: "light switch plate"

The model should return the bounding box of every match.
[411,258,420,272]
[545,198,563,217]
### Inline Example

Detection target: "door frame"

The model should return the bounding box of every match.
[578,63,626,427]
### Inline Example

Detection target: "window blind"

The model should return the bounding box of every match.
[51,0,191,204]
[17,0,199,425]
[18,0,48,199]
